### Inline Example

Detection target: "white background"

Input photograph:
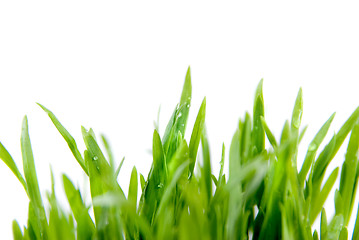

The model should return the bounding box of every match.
[1,1,359,239]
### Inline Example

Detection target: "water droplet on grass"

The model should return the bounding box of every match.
[308,143,317,151]
[93,156,98,161]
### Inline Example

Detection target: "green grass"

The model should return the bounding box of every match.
[2,67,359,239]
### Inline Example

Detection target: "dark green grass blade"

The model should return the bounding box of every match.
[188,97,206,178]
[21,116,48,239]
[38,103,88,176]
[12,220,23,240]
[0,141,27,194]
[253,79,265,155]
[62,174,95,239]
[299,113,335,187]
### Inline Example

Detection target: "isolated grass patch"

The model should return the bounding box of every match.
[2,67,359,239]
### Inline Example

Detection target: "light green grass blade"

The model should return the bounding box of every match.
[339,123,359,226]
[339,227,348,240]
[321,208,328,240]
[353,204,359,239]
[82,128,125,197]
[299,113,335,187]
[178,66,192,136]
[188,97,206,178]
[229,128,240,179]
[139,130,167,224]
[253,79,265,154]
[101,134,115,170]
[260,116,277,148]
[0,141,27,194]
[47,168,76,240]
[310,167,339,224]
[115,156,125,179]
[155,161,190,223]
[38,103,88,176]
[240,113,252,163]
[201,126,212,203]
[62,174,95,239]
[162,66,192,162]
[128,166,138,208]
[313,106,359,184]
[291,88,303,131]
[218,143,225,187]
[12,220,23,240]
[140,173,146,192]
[327,214,344,240]
[21,116,48,239]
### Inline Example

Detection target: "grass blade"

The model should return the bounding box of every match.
[62,174,95,239]
[299,113,335,187]
[21,116,48,239]
[0,141,27,194]
[38,103,88,176]
[253,79,265,154]
[12,220,23,240]
[188,97,206,178]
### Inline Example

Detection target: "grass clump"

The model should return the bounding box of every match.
[2,67,359,239]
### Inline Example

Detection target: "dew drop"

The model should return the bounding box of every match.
[157,183,164,189]
[308,143,317,151]
[93,156,99,161]
[178,112,182,118]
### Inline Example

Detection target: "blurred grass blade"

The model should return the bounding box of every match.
[320,208,328,240]
[12,220,23,240]
[0,141,27,194]
[115,156,125,179]
[37,103,88,176]
[128,166,138,208]
[101,134,115,169]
